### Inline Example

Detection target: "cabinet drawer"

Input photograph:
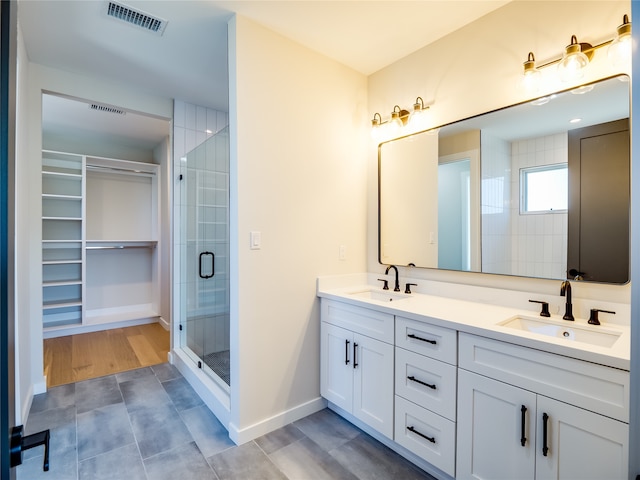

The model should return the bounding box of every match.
[321,299,394,343]
[394,395,456,477]
[395,347,457,421]
[459,333,630,423]
[396,316,457,365]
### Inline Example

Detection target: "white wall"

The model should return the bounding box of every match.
[15,24,32,423]
[229,15,368,442]
[368,0,631,305]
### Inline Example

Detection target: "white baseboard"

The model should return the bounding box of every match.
[43,316,158,339]
[33,378,47,395]
[158,316,170,330]
[229,396,327,445]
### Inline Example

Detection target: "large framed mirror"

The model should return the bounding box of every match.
[379,75,630,284]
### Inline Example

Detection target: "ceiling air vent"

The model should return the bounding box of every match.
[104,1,168,36]
[89,103,127,116]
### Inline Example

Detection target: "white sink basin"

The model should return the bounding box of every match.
[347,288,410,303]
[499,315,622,348]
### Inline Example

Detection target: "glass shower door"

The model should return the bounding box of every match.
[178,128,230,387]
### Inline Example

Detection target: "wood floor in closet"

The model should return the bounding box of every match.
[43,323,170,387]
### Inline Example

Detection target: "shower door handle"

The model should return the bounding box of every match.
[199,251,215,279]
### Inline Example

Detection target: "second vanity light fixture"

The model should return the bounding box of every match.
[522,14,631,90]
[371,97,430,142]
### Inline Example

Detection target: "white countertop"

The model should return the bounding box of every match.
[317,276,630,371]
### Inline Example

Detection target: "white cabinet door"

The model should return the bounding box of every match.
[457,369,536,480]
[535,396,628,480]
[320,322,353,413]
[352,333,394,439]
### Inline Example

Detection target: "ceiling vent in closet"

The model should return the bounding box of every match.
[103,1,168,36]
[89,103,127,116]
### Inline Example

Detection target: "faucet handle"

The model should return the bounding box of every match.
[529,299,550,317]
[588,308,616,325]
[405,283,417,294]
[377,278,389,290]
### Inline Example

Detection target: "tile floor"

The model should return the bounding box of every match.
[17,363,435,480]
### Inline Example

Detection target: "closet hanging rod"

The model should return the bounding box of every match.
[86,245,155,250]
[85,164,156,176]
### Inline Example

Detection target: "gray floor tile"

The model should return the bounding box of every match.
[19,365,436,480]
[293,409,360,452]
[255,424,305,455]
[269,436,359,480]
[330,433,435,480]
[77,403,136,461]
[180,404,235,458]
[75,375,123,414]
[152,363,181,382]
[17,446,78,480]
[128,402,194,459]
[161,376,203,411]
[120,375,171,410]
[144,441,217,480]
[78,443,146,480]
[115,366,155,383]
[208,441,287,480]
[25,404,76,435]
[30,383,76,414]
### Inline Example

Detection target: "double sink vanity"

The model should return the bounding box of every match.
[317,273,630,480]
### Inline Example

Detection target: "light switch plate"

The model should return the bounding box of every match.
[250,231,261,250]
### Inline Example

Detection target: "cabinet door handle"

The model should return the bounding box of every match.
[353,343,358,369]
[407,333,436,345]
[344,340,350,365]
[520,405,527,447]
[407,375,436,390]
[407,426,435,444]
[542,412,549,456]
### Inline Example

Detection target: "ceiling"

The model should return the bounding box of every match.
[19,0,511,113]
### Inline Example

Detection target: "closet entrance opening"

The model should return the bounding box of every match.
[176,128,230,388]
[41,92,172,386]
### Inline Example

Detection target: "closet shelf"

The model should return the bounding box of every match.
[43,300,82,309]
[85,240,157,250]
[42,194,82,200]
[43,260,82,265]
[43,280,82,287]
[42,216,82,221]
[42,170,82,178]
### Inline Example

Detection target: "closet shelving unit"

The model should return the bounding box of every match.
[42,150,161,338]
[42,152,85,329]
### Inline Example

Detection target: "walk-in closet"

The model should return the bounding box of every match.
[41,93,172,386]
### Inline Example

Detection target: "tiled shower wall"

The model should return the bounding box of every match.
[481,133,512,275]
[481,131,568,280]
[509,133,568,279]
[173,101,230,358]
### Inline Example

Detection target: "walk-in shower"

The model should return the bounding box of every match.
[175,127,230,389]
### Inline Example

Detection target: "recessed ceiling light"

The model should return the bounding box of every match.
[570,118,582,124]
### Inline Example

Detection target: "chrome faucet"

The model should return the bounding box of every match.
[560,280,574,321]
[385,265,400,292]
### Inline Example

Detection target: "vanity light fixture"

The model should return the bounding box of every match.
[608,14,632,68]
[522,15,631,85]
[370,98,430,142]
[557,35,591,82]
[522,52,541,92]
[407,97,430,130]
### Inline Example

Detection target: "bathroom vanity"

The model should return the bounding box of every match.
[318,274,630,480]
